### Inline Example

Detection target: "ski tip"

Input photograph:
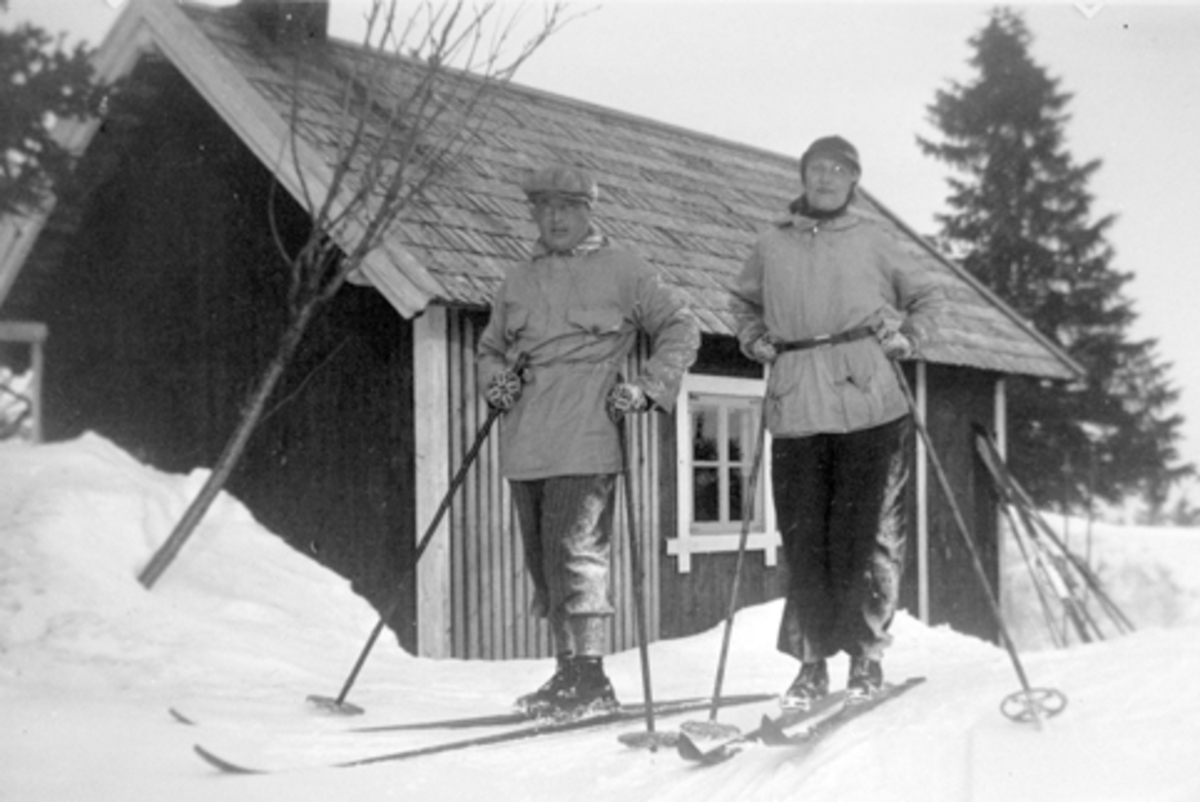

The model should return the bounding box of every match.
[675,730,740,765]
[675,731,705,762]
[168,707,196,726]
[193,744,265,775]
[888,676,927,696]
[758,714,792,746]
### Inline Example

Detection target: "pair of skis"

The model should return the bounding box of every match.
[677,677,926,765]
[188,692,774,774]
[187,679,924,774]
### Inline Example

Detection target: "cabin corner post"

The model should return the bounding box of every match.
[413,306,452,658]
[916,361,930,624]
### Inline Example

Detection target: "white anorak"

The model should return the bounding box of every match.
[734,207,944,437]
[480,241,699,480]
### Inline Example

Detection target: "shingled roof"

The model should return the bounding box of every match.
[5,0,1083,381]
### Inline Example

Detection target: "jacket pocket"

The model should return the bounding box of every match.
[566,307,625,336]
[839,344,886,420]
[503,304,530,341]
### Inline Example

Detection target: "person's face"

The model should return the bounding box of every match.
[531,196,593,252]
[802,157,857,211]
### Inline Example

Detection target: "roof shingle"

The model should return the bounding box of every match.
[175,2,1079,380]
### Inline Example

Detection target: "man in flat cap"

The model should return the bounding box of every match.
[479,164,699,719]
[733,135,943,709]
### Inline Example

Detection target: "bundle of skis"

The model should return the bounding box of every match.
[974,427,1135,647]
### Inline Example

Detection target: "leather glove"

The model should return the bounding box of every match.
[606,382,648,423]
[746,335,778,365]
[485,369,524,411]
[874,321,916,361]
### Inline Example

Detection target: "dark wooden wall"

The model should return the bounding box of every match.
[910,363,1001,643]
[446,312,665,660]
[11,60,421,651]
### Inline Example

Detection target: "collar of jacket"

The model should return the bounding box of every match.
[531,227,610,260]
[775,206,865,233]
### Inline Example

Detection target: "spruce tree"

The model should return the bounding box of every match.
[919,8,1191,512]
[0,3,100,216]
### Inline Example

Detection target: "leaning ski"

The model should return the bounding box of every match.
[349,692,771,733]
[193,692,773,774]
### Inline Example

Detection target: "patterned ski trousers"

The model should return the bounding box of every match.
[510,474,617,639]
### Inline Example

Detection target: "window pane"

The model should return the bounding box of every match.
[729,466,744,521]
[728,407,749,463]
[692,405,719,462]
[693,467,719,522]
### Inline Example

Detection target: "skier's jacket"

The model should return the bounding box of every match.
[733,206,944,438]
[479,236,700,481]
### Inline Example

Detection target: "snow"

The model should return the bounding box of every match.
[3,433,1200,801]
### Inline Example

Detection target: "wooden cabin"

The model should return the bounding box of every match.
[0,0,1082,660]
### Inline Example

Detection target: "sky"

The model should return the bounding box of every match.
[2,432,1200,800]
[6,0,1200,503]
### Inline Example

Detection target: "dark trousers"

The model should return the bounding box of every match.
[772,416,911,662]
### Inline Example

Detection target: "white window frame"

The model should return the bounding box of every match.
[667,373,780,573]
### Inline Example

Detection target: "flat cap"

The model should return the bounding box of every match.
[521,164,599,204]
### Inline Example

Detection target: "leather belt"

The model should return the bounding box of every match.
[775,325,874,354]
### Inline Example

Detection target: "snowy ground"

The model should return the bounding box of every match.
[3,433,1200,802]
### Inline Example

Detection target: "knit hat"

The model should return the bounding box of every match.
[521,164,599,205]
[799,136,861,177]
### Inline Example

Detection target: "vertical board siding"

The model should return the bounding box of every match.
[443,311,661,660]
[921,363,1000,643]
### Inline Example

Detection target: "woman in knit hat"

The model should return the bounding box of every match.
[733,136,944,708]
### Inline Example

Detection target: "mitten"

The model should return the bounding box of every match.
[485,369,523,411]
[606,382,648,423]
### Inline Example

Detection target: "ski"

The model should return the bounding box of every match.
[172,692,771,734]
[760,676,925,747]
[678,677,925,765]
[348,692,772,733]
[193,692,774,774]
[676,689,846,764]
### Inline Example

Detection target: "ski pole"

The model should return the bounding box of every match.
[309,352,529,715]
[889,360,1065,727]
[616,415,666,748]
[701,400,768,730]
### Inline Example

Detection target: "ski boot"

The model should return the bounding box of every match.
[846,655,883,703]
[781,659,829,711]
[546,656,619,721]
[515,653,576,718]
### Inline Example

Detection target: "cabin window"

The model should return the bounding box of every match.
[668,374,779,573]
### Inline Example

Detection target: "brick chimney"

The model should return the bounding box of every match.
[241,0,329,46]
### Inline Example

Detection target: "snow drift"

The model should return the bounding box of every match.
[2,433,1199,801]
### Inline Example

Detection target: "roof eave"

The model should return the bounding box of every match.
[861,187,1086,382]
